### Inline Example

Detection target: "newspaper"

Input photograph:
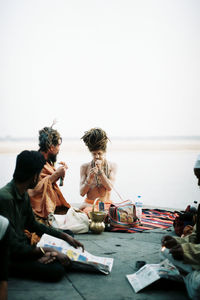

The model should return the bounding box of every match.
[37,234,113,275]
[126,259,183,293]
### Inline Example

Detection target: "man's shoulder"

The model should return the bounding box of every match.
[80,162,90,169]
[40,161,55,175]
[0,181,14,200]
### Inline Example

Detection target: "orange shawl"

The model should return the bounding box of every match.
[28,162,70,218]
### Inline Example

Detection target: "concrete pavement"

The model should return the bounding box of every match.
[8,227,189,300]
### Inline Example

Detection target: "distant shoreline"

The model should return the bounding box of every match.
[1,135,200,142]
[1,138,200,153]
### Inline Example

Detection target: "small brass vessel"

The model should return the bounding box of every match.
[89,199,107,234]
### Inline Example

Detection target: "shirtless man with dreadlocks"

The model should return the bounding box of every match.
[79,128,117,214]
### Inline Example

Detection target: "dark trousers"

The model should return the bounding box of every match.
[8,230,74,282]
[9,260,66,282]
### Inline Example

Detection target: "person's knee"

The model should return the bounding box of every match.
[9,260,66,282]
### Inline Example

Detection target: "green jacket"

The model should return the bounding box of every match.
[0,180,63,261]
[175,228,200,270]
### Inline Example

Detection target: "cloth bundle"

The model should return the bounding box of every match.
[51,207,89,234]
[107,200,139,231]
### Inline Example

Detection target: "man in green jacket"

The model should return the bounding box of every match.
[161,158,200,299]
[161,199,200,300]
[0,150,84,282]
[162,229,200,300]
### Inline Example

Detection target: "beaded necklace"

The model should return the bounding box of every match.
[91,160,109,187]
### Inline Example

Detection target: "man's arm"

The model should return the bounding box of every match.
[97,162,117,191]
[25,198,84,251]
[180,242,200,265]
[162,235,200,266]
[80,162,117,196]
[49,164,67,184]
[0,195,81,260]
[80,164,91,197]
[0,199,40,260]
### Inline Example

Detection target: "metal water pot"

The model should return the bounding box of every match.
[89,198,106,234]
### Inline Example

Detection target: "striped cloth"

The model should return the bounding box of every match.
[109,209,177,233]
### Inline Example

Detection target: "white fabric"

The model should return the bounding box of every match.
[184,271,200,300]
[160,248,200,299]
[0,215,9,240]
[52,207,89,234]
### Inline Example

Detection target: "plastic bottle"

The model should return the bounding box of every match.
[135,195,143,222]
[59,177,63,186]
[99,201,105,211]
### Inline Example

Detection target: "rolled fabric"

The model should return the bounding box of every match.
[0,215,9,240]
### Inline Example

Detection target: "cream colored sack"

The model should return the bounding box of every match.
[52,207,89,234]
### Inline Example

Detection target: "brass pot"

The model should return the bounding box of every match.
[89,199,106,234]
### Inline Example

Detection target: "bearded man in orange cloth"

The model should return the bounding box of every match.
[79,128,117,215]
[29,126,70,225]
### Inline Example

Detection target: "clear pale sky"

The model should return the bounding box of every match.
[0,0,199,139]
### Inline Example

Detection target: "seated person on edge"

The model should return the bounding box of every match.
[0,216,9,300]
[161,222,200,300]
[79,128,117,214]
[29,125,70,225]
[0,150,83,282]
[161,159,200,300]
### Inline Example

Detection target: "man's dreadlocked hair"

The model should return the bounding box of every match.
[81,128,109,152]
[38,126,62,152]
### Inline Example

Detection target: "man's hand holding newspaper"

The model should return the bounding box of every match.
[37,234,114,274]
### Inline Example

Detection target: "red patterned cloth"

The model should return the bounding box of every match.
[109,209,177,233]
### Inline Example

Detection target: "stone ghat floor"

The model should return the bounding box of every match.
[8,227,189,300]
